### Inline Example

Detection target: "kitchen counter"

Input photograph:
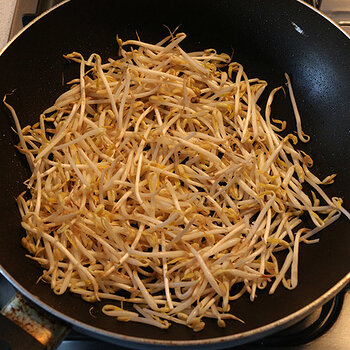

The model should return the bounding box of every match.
[0,0,16,49]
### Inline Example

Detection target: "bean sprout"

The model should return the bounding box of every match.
[7,32,349,332]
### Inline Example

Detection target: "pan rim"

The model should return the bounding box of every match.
[298,0,350,40]
[0,0,71,57]
[0,0,349,347]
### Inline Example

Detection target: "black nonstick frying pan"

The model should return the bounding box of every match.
[0,0,350,348]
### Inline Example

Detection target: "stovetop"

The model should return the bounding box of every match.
[1,0,350,349]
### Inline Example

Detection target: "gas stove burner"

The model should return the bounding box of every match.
[258,290,345,347]
[311,0,322,9]
[306,0,322,9]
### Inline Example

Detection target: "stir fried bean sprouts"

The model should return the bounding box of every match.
[7,32,350,332]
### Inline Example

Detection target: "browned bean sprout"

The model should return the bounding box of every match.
[6,32,350,331]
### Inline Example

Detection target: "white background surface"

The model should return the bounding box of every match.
[0,0,16,49]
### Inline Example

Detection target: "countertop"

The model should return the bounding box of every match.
[0,0,16,49]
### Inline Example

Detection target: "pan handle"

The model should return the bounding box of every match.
[0,293,69,350]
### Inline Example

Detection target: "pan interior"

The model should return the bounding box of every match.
[0,0,350,343]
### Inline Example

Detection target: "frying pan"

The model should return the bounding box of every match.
[0,0,350,348]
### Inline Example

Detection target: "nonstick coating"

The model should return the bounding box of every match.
[0,0,350,347]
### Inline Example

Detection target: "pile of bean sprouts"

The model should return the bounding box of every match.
[6,32,350,331]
